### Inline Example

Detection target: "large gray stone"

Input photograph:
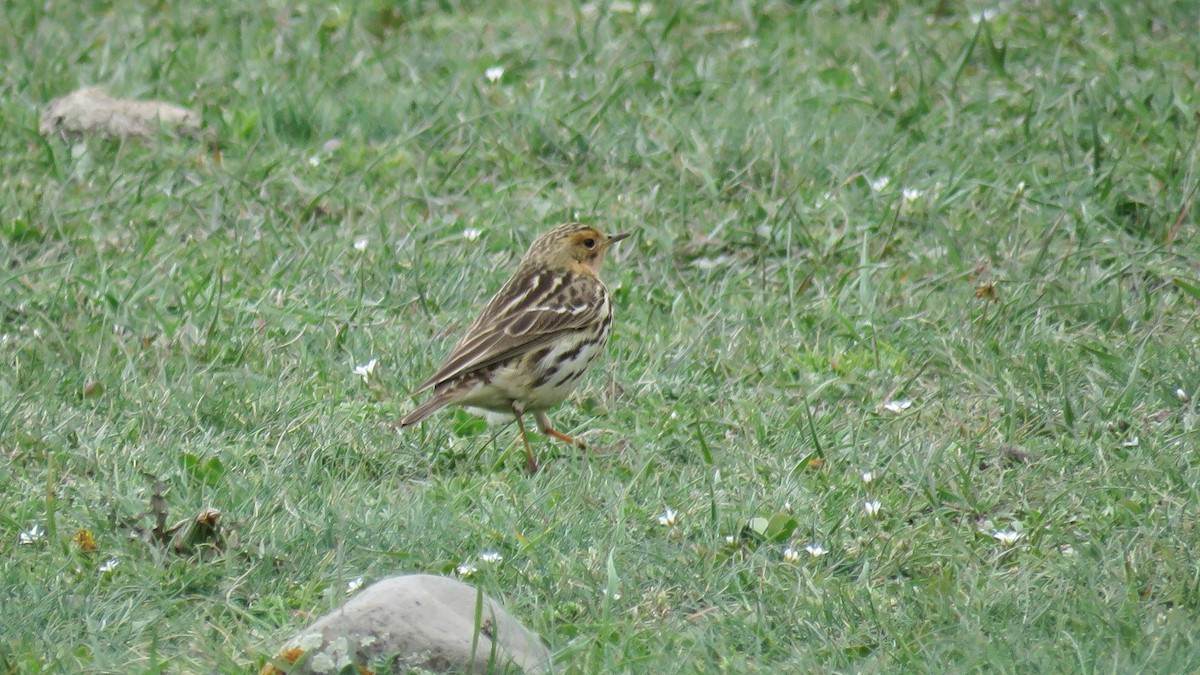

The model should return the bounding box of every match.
[39,87,200,141]
[263,574,550,674]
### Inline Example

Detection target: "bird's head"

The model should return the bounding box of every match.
[524,223,629,277]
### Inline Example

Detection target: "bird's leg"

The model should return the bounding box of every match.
[535,412,587,449]
[512,403,539,474]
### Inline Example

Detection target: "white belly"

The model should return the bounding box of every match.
[457,327,610,415]
[456,291,613,417]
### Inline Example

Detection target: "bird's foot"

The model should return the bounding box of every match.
[541,426,587,450]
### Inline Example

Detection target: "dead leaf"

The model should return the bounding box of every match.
[975,282,999,303]
[73,529,97,552]
[170,507,225,557]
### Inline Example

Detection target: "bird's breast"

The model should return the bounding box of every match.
[520,295,613,410]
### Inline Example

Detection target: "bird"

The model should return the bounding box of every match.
[399,223,629,473]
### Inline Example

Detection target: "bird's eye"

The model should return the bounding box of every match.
[582,238,596,249]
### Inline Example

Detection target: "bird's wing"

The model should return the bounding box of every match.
[413,270,606,393]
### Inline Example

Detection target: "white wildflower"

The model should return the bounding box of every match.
[353,238,369,252]
[992,530,1023,546]
[308,156,320,167]
[658,507,679,528]
[861,471,875,484]
[804,544,828,558]
[485,66,504,83]
[99,558,119,573]
[463,228,483,242]
[970,8,999,23]
[456,563,477,577]
[870,176,890,192]
[480,551,504,564]
[902,187,923,203]
[1175,388,1190,404]
[347,576,364,593]
[19,525,45,545]
[352,358,377,382]
[881,399,913,413]
[863,500,882,517]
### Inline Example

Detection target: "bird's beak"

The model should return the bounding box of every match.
[606,232,631,246]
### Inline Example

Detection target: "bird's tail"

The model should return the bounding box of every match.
[398,389,457,427]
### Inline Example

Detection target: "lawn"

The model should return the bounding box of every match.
[3,0,1200,671]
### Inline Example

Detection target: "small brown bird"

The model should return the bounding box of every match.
[400,223,629,473]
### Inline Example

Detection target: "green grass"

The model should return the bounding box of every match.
[3,0,1200,671]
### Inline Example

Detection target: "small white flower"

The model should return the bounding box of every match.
[99,558,119,573]
[352,358,378,382]
[724,535,736,546]
[353,238,369,252]
[484,66,504,83]
[902,187,923,203]
[308,156,320,167]
[783,546,801,563]
[463,228,483,242]
[863,500,882,517]
[347,576,364,593]
[861,471,875,484]
[870,176,890,192]
[606,591,621,600]
[970,8,999,24]
[658,507,679,528]
[480,551,504,564]
[19,525,45,545]
[456,563,478,577]
[804,544,828,558]
[992,530,1023,546]
[1122,436,1140,448]
[813,191,834,208]
[1176,388,1191,404]
[881,399,913,413]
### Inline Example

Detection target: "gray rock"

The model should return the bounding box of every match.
[39,87,200,141]
[263,574,550,674]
